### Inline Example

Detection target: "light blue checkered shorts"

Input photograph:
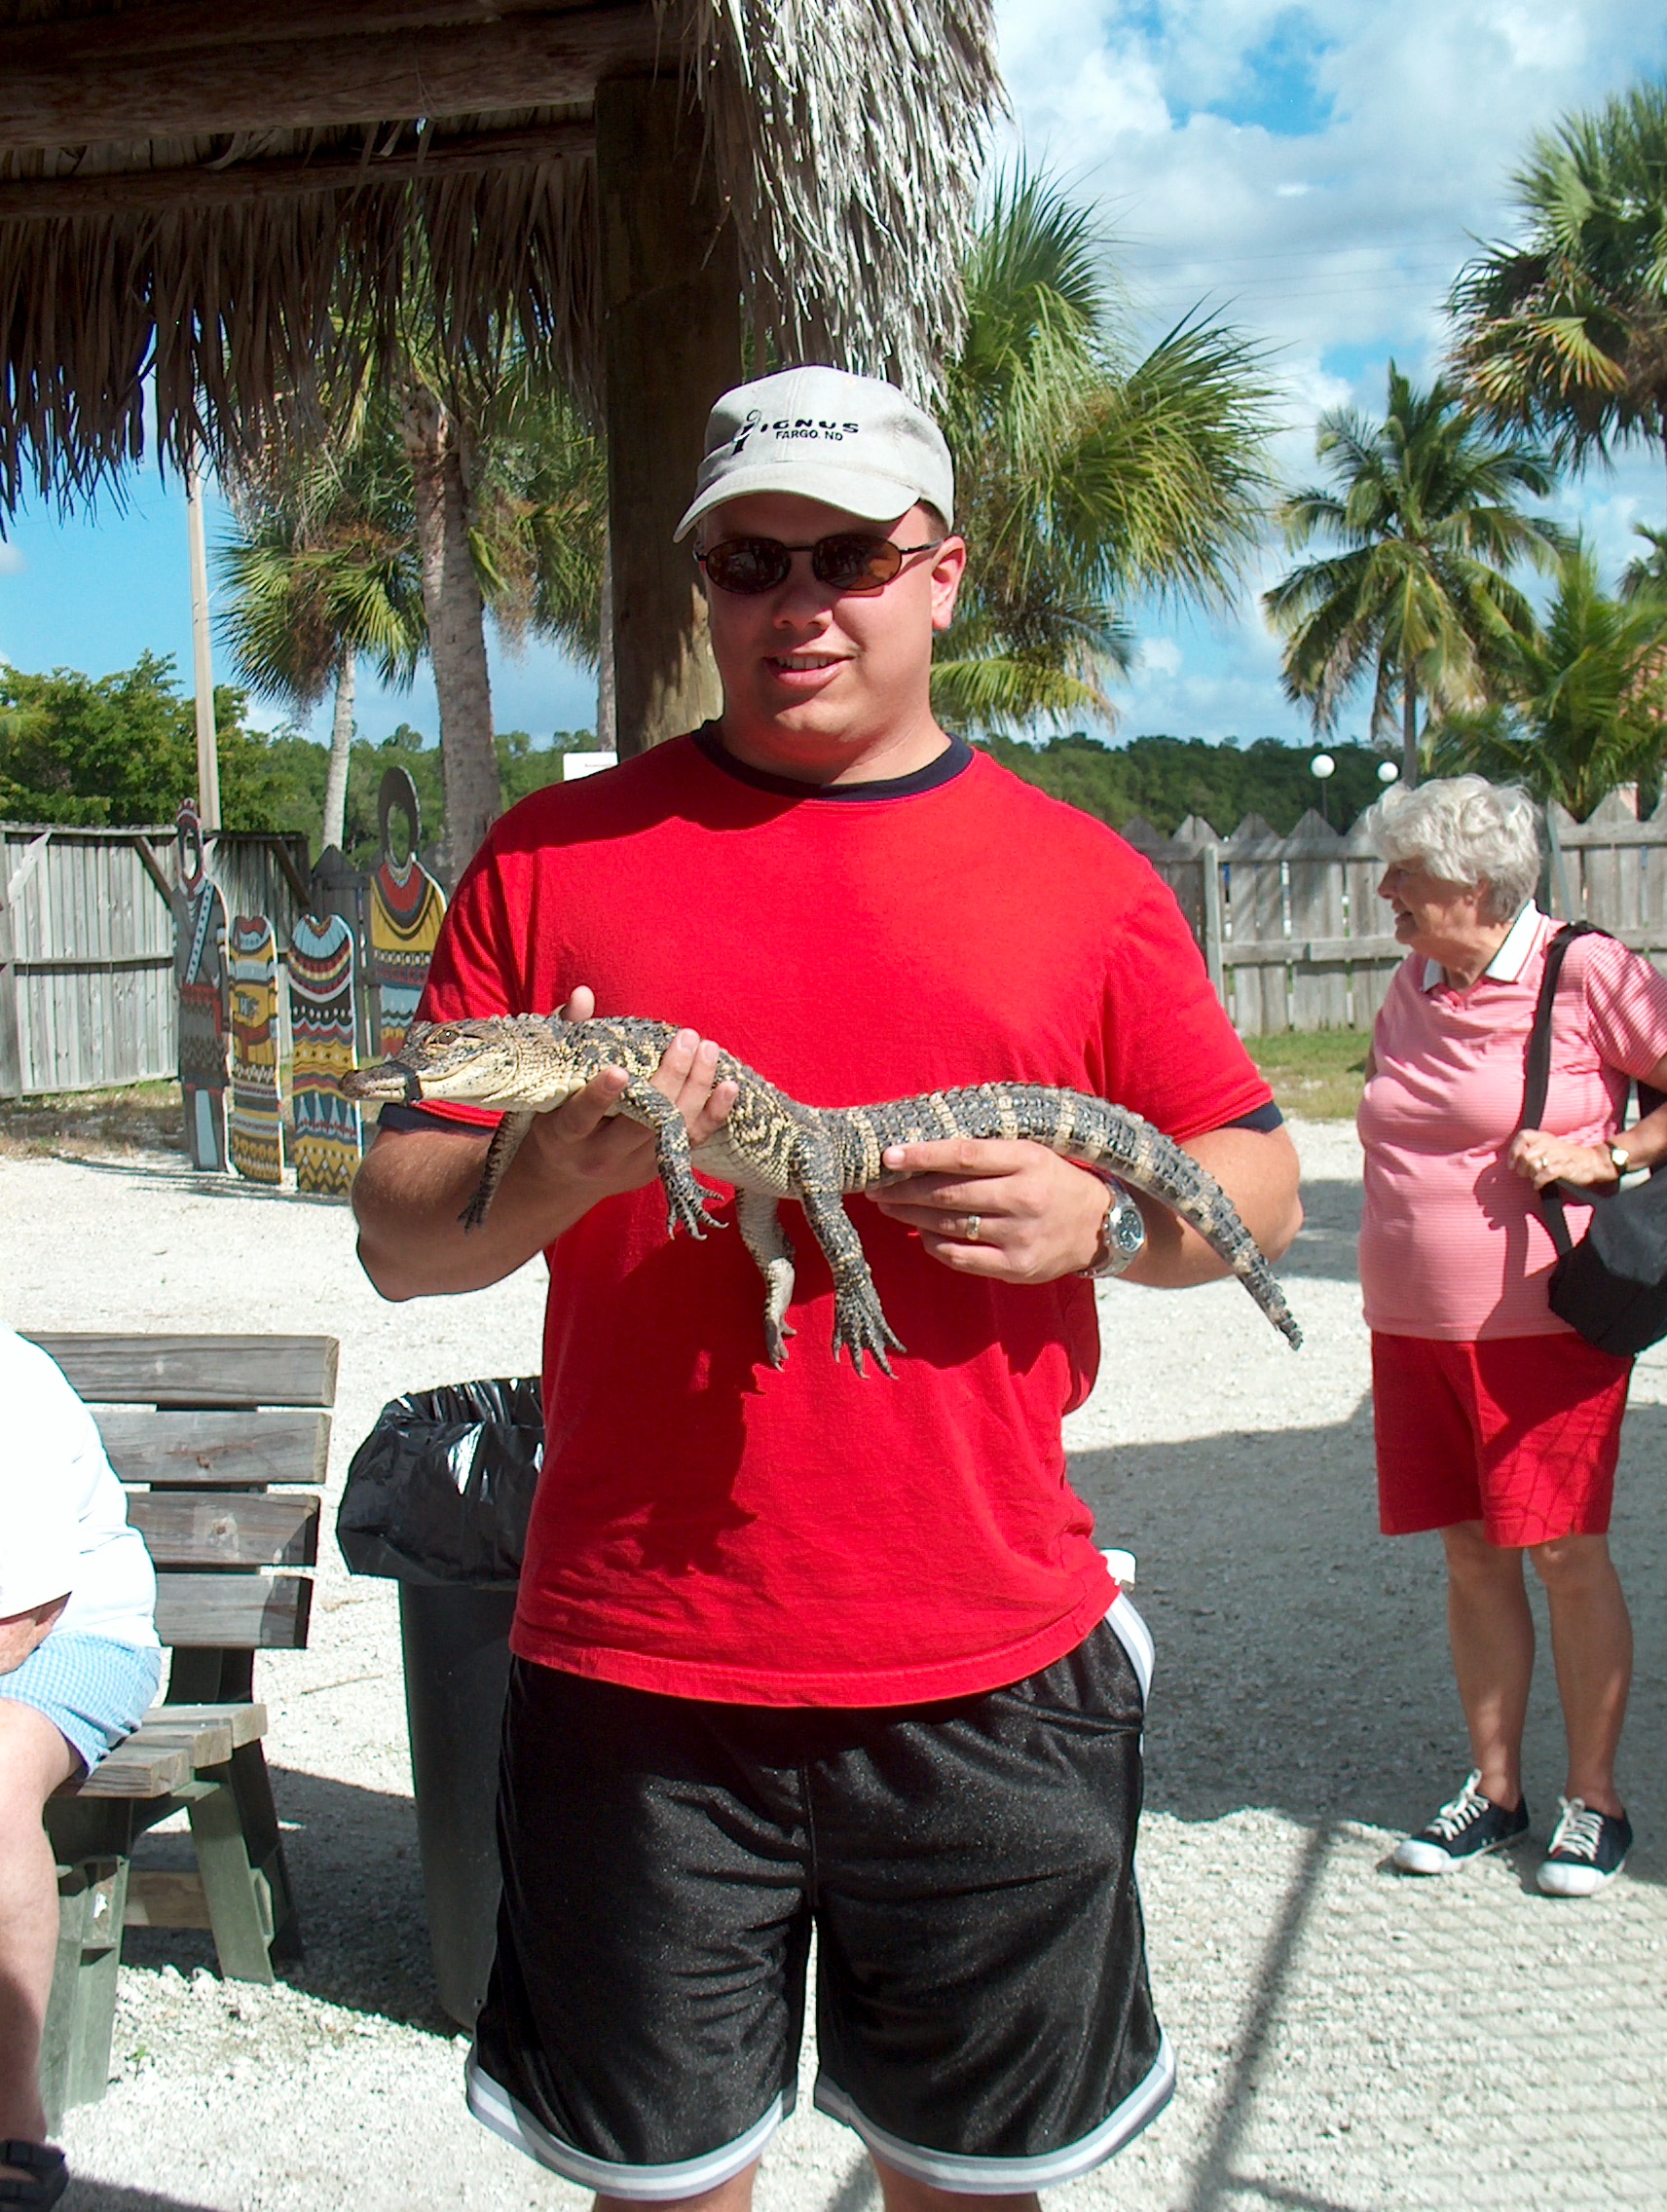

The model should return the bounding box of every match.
[0,1632,162,1773]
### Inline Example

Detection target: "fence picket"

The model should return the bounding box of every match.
[1286,809,1348,1030]
[1223,814,1288,1035]
[1339,814,1400,1029]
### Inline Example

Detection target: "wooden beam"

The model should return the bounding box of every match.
[25,1333,339,1410]
[0,0,609,70]
[97,1409,330,1489]
[127,834,175,908]
[153,1572,313,1651]
[596,73,740,756]
[0,121,596,222]
[0,10,659,152]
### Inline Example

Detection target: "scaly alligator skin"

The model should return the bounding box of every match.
[345,1014,1302,1372]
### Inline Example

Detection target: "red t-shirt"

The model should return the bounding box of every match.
[412,730,1272,1704]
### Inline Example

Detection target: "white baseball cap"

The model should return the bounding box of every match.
[675,366,955,542]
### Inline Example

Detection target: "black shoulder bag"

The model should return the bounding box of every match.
[1523,921,1667,1355]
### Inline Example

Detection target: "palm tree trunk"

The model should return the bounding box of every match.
[597,525,617,754]
[401,379,498,879]
[1402,672,1420,789]
[321,645,354,855]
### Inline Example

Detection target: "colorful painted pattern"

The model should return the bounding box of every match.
[228,914,284,1185]
[287,912,362,1198]
[368,854,446,1060]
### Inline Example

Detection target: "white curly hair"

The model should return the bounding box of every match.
[1365,775,1542,924]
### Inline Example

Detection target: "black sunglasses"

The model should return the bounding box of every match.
[695,533,945,597]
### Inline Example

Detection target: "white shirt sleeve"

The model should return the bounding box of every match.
[0,1329,158,1644]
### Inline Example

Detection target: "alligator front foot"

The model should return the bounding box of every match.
[762,1313,797,1369]
[660,1169,717,1241]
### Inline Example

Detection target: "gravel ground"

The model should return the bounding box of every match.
[5,1119,1663,2211]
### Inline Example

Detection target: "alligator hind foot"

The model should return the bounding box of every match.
[832,1280,906,1379]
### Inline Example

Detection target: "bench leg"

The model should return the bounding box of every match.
[225,1740,302,1966]
[184,1769,277,1986]
[39,1857,129,2131]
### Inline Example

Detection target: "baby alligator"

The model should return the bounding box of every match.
[344,1014,1302,1373]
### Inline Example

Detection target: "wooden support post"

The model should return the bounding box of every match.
[40,1856,130,2130]
[595,71,742,757]
[1200,843,1225,1005]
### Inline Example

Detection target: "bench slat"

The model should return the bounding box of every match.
[143,1702,268,1750]
[26,1334,338,1410]
[72,1742,191,1800]
[127,1493,318,1569]
[154,1574,312,1650]
[95,1409,330,1488]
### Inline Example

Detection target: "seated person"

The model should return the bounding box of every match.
[1,1327,162,2210]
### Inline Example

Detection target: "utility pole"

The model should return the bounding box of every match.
[185,442,221,831]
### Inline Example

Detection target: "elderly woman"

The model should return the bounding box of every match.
[1359,775,1667,1898]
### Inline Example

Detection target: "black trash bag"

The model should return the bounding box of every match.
[337,1377,542,1586]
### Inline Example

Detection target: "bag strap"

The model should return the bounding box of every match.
[1522,920,1610,1258]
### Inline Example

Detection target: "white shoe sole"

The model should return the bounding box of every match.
[1392,1831,1519,1876]
[1537,1859,1624,1897]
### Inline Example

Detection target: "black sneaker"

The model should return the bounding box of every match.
[1537,1798,1633,1897]
[1391,1770,1529,1874]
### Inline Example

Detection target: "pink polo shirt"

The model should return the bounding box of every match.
[1358,904,1667,1341]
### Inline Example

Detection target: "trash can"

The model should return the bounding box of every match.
[337,1377,542,2029]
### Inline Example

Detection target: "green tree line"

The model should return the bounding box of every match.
[0,652,593,864]
[984,732,1391,836]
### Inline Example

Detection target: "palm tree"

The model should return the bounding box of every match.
[1263,366,1564,785]
[1449,76,1667,513]
[931,169,1277,735]
[1620,525,1667,604]
[1430,542,1667,816]
[221,367,607,862]
[218,405,426,854]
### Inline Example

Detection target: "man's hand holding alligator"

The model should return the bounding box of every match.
[870,1139,1111,1282]
[531,986,739,1206]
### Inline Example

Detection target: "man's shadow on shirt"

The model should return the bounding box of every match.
[1066,1392,1667,1886]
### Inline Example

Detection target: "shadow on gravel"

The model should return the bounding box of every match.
[1274,1175,1362,1281]
[120,1768,455,2036]
[49,1153,351,1208]
[65,2185,222,2212]
[1069,1397,1667,1882]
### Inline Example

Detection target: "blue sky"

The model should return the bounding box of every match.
[2,1,1665,754]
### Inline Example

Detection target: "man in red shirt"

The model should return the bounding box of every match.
[353,366,1300,2212]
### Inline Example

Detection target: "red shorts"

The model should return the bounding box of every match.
[1371,1330,1631,1547]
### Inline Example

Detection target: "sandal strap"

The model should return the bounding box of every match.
[0,2142,67,2208]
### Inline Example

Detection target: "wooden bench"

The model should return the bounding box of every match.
[29,1331,337,2126]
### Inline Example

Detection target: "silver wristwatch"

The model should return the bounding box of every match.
[1078,1178,1147,1278]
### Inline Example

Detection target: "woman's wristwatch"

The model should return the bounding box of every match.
[1608,1139,1633,1178]
[1078,1176,1147,1278]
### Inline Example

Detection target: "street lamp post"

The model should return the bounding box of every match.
[1311,750,1336,826]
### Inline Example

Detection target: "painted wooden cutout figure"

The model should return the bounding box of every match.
[366,766,446,1061]
[171,803,230,1172]
[287,910,363,1196]
[228,914,285,1184]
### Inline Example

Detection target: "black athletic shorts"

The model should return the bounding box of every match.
[466,1599,1171,2199]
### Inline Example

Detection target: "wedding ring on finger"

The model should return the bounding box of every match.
[963,1213,982,1242]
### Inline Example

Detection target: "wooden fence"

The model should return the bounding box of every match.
[1122,786,1667,1036]
[0,824,309,1097]
[8,791,1667,1092]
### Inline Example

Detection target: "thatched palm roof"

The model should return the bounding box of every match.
[0,0,1003,508]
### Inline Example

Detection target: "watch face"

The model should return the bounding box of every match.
[1108,1198,1146,1256]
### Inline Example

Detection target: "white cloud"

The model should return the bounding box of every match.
[990,0,1666,741]
[0,542,24,575]
[1138,636,1185,677]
